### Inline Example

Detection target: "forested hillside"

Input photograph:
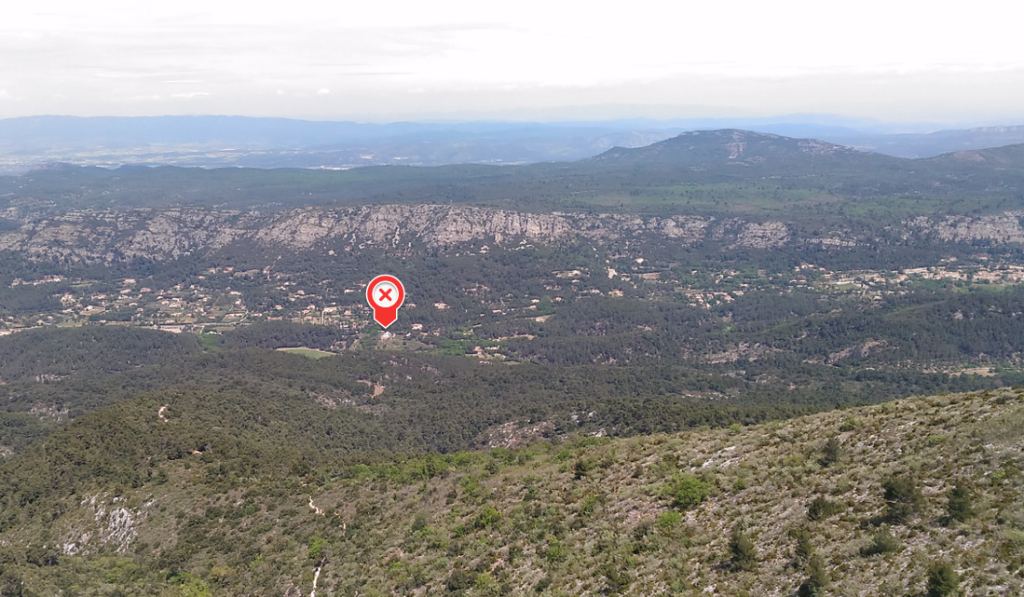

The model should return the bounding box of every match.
[0,326,201,383]
[0,316,1016,459]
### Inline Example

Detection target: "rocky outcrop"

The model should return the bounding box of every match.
[906,213,1024,244]
[0,209,254,263]
[0,205,727,263]
[733,221,789,249]
[4,204,1024,264]
[60,495,142,556]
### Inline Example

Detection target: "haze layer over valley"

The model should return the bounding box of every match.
[4,116,1024,174]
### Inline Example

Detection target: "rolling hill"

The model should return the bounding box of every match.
[2,129,1023,224]
[0,385,1020,595]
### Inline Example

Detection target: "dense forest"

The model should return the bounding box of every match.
[0,317,1016,459]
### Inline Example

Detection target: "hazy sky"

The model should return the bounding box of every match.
[2,1,1022,123]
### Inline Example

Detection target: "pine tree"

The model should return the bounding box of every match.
[798,555,829,597]
[883,474,922,523]
[791,527,815,561]
[730,526,758,571]
[945,482,975,523]
[819,437,843,467]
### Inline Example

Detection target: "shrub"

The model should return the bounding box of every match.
[579,494,599,516]
[860,529,900,556]
[839,418,860,432]
[544,539,566,563]
[476,506,502,529]
[475,573,493,589]
[446,569,474,593]
[926,561,960,597]
[534,576,553,592]
[307,536,327,562]
[601,563,632,594]
[411,511,429,533]
[657,511,683,531]
[669,475,714,510]
[807,497,839,521]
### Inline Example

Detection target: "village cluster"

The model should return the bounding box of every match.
[3,257,1024,339]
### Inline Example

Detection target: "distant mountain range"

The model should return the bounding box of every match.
[3,129,1024,268]
[822,125,1024,159]
[2,115,1024,173]
[3,129,1024,221]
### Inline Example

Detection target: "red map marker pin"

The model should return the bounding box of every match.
[366,275,405,329]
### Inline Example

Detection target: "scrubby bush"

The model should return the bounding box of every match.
[669,475,714,510]
[411,511,429,533]
[446,569,474,593]
[476,506,502,529]
[839,418,861,432]
[657,511,683,531]
[860,529,900,556]
[544,539,566,563]
[926,561,960,597]
[807,497,839,521]
[573,459,592,480]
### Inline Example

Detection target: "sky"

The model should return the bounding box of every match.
[2,0,1023,124]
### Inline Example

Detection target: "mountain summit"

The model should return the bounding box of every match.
[589,129,869,165]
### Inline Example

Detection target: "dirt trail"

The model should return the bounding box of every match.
[306,497,326,596]
[309,564,323,597]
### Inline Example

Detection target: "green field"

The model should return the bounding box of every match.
[274,346,336,359]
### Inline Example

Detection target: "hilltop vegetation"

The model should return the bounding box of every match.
[0,386,1021,595]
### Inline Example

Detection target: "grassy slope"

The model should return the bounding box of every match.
[2,389,1022,595]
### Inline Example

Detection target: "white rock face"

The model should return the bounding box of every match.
[733,221,789,249]
[60,495,142,556]
[0,205,729,263]
[6,204,1020,264]
[98,506,138,553]
[906,214,1024,244]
